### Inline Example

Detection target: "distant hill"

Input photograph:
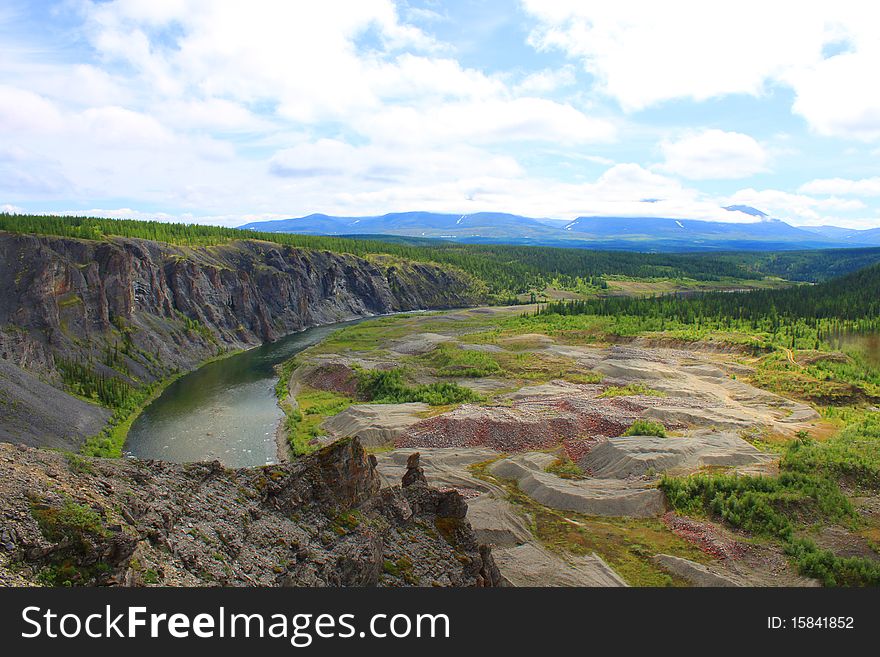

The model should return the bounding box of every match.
[240,208,880,252]
[559,215,834,250]
[241,211,564,240]
[802,225,880,245]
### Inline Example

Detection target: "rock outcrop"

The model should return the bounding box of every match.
[0,232,483,449]
[375,447,628,586]
[0,438,499,587]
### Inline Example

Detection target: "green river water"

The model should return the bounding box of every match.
[125,319,360,467]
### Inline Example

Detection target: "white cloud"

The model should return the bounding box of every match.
[0,145,72,196]
[43,208,290,228]
[514,66,577,95]
[0,85,64,132]
[156,99,269,133]
[789,47,880,141]
[268,139,523,182]
[357,97,615,146]
[521,1,880,141]
[78,1,613,142]
[1,1,878,230]
[272,162,744,223]
[367,53,504,102]
[799,176,880,196]
[78,106,173,146]
[724,188,868,226]
[85,1,447,122]
[658,130,769,180]
[316,163,759,224]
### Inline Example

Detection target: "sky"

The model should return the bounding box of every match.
[1,0,880,229]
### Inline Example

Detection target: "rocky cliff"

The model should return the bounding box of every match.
[0,438,500,587]
[0,232,484,449]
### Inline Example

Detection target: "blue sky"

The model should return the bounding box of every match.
[1,0,879,228]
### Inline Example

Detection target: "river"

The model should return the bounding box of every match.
[125,319,361,467]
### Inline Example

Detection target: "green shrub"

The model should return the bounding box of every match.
[31,498,107,545]
[422,343,501,377]
[660,472,853,539]
[355,368,481,406]
[64,453,95,475]
[622,419,667,438]
[54,356,134,409]
[659,470,879,586]
[275,356,299,400]
[599,384,665,399]
[545,456,584,479]
[785,538,880,587]
[782,414,880,489]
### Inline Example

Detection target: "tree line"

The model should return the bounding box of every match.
[0,213,761,296]
[538,262,880,345]
[5,213,880,298]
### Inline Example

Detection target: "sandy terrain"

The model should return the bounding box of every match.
[288,306,832,586]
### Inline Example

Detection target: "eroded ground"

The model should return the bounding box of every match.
[280,306,872,586]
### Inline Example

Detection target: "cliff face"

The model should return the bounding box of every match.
[0,232,484,448]
[0,438,500,587]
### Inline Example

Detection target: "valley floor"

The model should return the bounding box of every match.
[280,305,880,586]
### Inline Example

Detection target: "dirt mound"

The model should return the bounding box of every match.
[322,403,430,447]
[389,332,454,355]
[299,362,360,396]
[494,543,627,587]
[398,404,586,451]
[652,554,740,587]
[579,432,773,478]
[663,512,746,560]
[662,512,821,586]
[489,453,666,517]
[374,448,626,587]
[397,381,686,455]
[504,380,602,400]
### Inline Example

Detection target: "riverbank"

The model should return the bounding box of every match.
[122,311,442,466]
[274,377,302,463]
[81,347,247,458]
[86,316,370,460]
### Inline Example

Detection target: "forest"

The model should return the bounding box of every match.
[538,262,880,333]
[5,213,880,299]
[711,247,880,282]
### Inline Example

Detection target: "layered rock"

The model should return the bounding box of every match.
[0,438,499,587]
[0,232,483,449]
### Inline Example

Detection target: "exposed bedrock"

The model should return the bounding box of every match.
[375,447,626,586]
[0,233,482,449]
[0,438,499,587]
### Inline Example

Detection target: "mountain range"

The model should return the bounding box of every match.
[240,207,880,252]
